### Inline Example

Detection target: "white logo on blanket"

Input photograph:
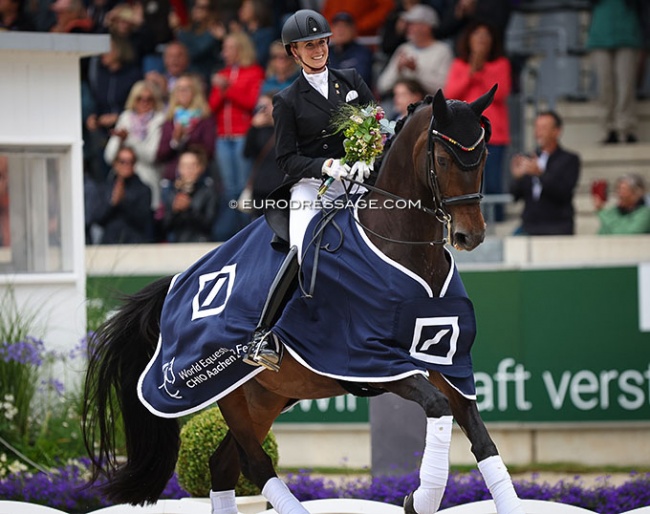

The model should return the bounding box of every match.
[191,264,237,320]
[159,357,182,399]
[409,316,459,365]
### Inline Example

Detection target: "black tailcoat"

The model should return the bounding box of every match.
[272,67,375,181]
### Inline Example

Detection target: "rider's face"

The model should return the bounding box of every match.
[292,38,329,72]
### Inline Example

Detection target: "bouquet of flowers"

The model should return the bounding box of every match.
[318,103,395,197]
[331,103,396,169]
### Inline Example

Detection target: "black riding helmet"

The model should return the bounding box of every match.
[281,9,332,56]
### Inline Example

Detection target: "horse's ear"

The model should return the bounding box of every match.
[470,84,498,116]
[432,88,450,126]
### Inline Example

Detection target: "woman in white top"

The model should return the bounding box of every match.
[104,80,166,214]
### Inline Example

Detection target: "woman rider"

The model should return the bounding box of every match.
[244,9,375,371]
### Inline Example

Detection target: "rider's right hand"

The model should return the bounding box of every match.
[322,158,349,181]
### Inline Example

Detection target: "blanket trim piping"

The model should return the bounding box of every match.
[352,201,456,298]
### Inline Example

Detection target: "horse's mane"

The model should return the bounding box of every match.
[371,95,434,181]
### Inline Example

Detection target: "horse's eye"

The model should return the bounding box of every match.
[436,156,449,168]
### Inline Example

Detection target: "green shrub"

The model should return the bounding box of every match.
[177,407,279,497]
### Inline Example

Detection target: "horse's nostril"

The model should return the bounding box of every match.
[454,232,468,247]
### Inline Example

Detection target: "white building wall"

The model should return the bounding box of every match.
[0,33,109,357]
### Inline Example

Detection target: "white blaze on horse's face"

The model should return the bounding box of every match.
[434,145,486,251]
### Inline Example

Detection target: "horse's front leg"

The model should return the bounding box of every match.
[378,374,454,514]
[431,373,524,514]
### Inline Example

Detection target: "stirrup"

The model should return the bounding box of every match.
[403,492,417,514]
[242,330,283,372]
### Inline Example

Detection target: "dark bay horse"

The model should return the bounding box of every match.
[82,85,524,514]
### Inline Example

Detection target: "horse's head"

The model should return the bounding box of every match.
[411,85,496,251]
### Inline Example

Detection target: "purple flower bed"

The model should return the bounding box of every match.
[284,470,650,514]
[0,460,648,514]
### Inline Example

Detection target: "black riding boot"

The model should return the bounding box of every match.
[243,246,299,372]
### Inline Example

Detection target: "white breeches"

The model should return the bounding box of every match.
[289,178,363,262]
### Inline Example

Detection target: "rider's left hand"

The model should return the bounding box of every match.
[349,161,373,182]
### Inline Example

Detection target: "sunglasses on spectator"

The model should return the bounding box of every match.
[117,158,135,165]
[136,95,154,102]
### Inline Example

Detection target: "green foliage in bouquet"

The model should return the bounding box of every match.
[176,407,279,496]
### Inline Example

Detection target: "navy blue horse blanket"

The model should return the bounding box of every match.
[138,205,477,418]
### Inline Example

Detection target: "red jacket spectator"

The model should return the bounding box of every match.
[208,46,264,138]
[444,56,511,145]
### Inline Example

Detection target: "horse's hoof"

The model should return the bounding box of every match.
[403,492,417,514]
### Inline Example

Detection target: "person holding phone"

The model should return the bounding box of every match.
[593,173,650,234]
[156,73,215,183]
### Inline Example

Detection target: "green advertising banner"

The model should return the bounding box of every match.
[88,265,650,424]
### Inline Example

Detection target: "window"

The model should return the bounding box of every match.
[0,149,72,273]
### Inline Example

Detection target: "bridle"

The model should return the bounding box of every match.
[344,107,487,247]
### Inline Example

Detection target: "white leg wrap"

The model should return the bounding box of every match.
[413,416,453,514]
[477,455,525,514]
[262,477,309,514]
[210,489,238,514]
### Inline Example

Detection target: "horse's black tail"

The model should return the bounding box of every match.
[82,275,179,505]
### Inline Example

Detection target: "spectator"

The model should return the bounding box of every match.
[48,0,93,33]
[510,111,581,236]
[328,11,374,88]
[136,0,175,74]
[237,0,276,70]
[593,173,650,234]
[391,77,426,120]
[95,146,153,244]
[242,92,286,219]
[86,0,118,34]
[260,39,300,95]
[322,0,395,37]
[376,4,453,98]
[104,80,166,219]
[174,0,224,87]
[146,40,191,103]
[209,31,265,241]
[86,35,143,181]
[436,0,511,46]
[587,0,644,144]
[156,73,215,182]
[0,0,35,30]
[380,0,427,58]
[161,146,217,243]
[105,3,144,66]
[444,20,511,221]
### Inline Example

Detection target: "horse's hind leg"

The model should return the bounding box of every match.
[432,375,524,514]
[379,375,454,514]
[218,385,310,514]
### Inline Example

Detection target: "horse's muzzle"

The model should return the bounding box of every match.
[452,230,485,251]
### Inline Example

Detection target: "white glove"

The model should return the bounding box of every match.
[349,161,373,182]
[322,158,350,181]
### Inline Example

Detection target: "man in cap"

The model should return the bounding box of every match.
[328,11,374,87]
[377,4,453,98]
